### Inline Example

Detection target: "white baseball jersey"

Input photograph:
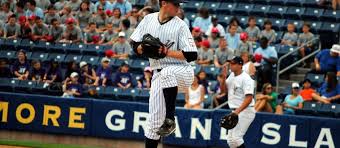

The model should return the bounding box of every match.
[130,12,197,70]
[226,71,255,109]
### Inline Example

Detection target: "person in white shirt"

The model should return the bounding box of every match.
[205,17,226,37]
[184,75,205,109]
[220,56,256,148]
[241,51,256,78]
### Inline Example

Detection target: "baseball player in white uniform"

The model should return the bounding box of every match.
[221,56,256,148]
[130,0,197,147]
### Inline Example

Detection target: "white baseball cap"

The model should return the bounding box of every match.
[144,66,152,72]
[70,72,79,78]
[118,32,126,38]
[101,57,111,63]
[330,44,340,54]
[79,61,87,68]
[292,82,300,89]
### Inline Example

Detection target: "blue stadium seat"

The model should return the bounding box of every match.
[250,4,270,17]
[25,51,32,60]
[7,79,20,92]
[283,20,303,32]
[113,59,132,69]
[98,45,112,56]
[116,88,136,101]
[68,43,86,54]
[284,0,301,6]
[130,59,149,73]
[255,17,266,29]
[34,41,52,51]
[18,39,34,50]
[0,78,12,92]
[283,7,305,20]
[176,92,186,107]
[319,22,340,33]
[83,44,101,55]
[29,52,49,62]
[297,101,321,116]
[0,50,16,61]
[335,104,340,118]
[268,0,285,5]
[202,1,220,11]
[135,89,150,103]
[47,53,66,63]
[208,80,218,93]
[217,2,236,14]
[252,0,269,5]
[320,10,340,22]
[184,11,197,22]
[317,104,336,117]
[217,14,232,27]
[203,66,220,80]
[301,8,324,20]
[238,16,249,28]
[50,42,70,53]
[135,0,146,7]
[0,38,4,48]
[275,31,284,43]
[301,0,322,8]
[81,56,100,67]
[204,94,213,109]
[64,54,83,63]
[31,82,49,95]
[232,3,254,15]
[267,6,288,18]
[3,38,21,50]
[102,86,117,99]
[182,1,205,11]
[15,80,36,93]
[94,86,105,98]
[305,73,324,88]
[269,18,286,31]
[310,21,322,34]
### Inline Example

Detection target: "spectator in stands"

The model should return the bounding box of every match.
[144,0,159,12]
[254,37,278,89]
[298,22,315,67]
[208,28,220,49]
[193,8,211,33]
[44,60,62,83]
[128,7,140,28]
[0,21,3,37]
[90,5,108,31]
[0,59,11,78]
[300,79,316,102]
[121,19,134,39]
[185,75,205,109]
[314,44,340,75]
[76,1,92,29]
[112,32,131,59]
[94,57,112,87]
[225,24,240,53]
[255,83,278,112]
[213,74,227,108]
[94,0,113,12]
[15,2,25,18]
[84,23,100,44]
[114,63,132,89]
[66,0,81,12]
[54,0,66,11]
[137,6,154,19]
[226,17,243,33]
[112,0,132,16]
[206,17,226,37]
[32,16,49,41]
[260,20,276,44]
[332,0,340,10]
[18,16,32,40]
[4,14,20,39]
[110,8,123,29]
[276,83,304,115]
[44,5,60,25]
[236,32,253,56]
[214,38,233,68]
[197,40,213,66]
[281,23,298,47]
[65,61,80,80]
[27,15,36,27]
[79,61,97,86]
[12,50,30,80]
[99,23,117,46]
[36,0,51,10]
[0,2,13,21]
[241,51,256,78]
[62,72,82,98]
[49,18,63,42]
[60,6,75,24]
[311,72,340,103]
[176,8,189,27]
[26,0,44,19]
[192,27,202,39]
[194,36,202,50]
[29,60,46,82]
[137,66,152,89]
[197,70,209,93]
[245,16,260,42]
[60,18,82,43]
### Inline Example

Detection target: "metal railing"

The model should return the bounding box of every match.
[275,38,321,92]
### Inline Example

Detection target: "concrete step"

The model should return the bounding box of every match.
[279,79,297,88]
[296,67,312,74]
[273,86,286,94]
[289,74,305,82]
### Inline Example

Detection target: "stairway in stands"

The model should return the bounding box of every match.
[277,66,311,93]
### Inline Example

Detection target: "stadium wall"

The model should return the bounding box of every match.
[0,92,339,148]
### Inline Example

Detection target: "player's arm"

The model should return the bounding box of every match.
[234,95,253,115]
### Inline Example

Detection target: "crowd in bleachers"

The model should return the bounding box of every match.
[0,0,339,116]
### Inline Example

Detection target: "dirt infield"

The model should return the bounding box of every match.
[0,145,28,148]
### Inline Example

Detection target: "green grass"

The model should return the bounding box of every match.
[0,139,102,148]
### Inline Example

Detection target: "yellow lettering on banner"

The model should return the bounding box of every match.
[0,102,9,122]
[16,103,35,124]
[43,105,61,127]
[68,107,86,129]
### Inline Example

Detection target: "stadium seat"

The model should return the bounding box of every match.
[204,94,213,109]
[267,6,288,19]
[255,17,266,29]
[250,4,270,17]
[25,51,33,60]
[135,89,150,103]
[176,92,186,107]
[283,7,305,20]
[7,79,20,92]
[301,8,324,20]
[29,52,49,62]
[202,1,221,11]
[296,101,321,116]
[319,22,340,33]
[81,56,100,67]
[135,0,146,7]
[268,0,285,5]
[18,39,34,50]
[269,18,286,31]
[0,78,12,92]
[113,59,132,69]
[238,16,249,28]
[116,88,136,101]
[217,2,236,14]
[275,31,284,43]
[34,41,52,52]
[252,0,269,5]
[102,86,117,100]
[50,42,69,53]
[68,43,86,54]
[94,86,105,98]
[232,3,254,15]
[47,53,66,63]
[217,14,232,27]
[335,104,340,118]
[208,80,218,93]
[317,104,337,117]
[182,1,204,11]
[320,10,340,22]
[83,44,101,55]
[301,0,323,8]
[15,80,36,93]
[130,59,149,73]
[3,38,21,50]
[193,64,202,74]
[184,11,197,22]
[284,0,301,6]
[203,66,220,80]
[64,54,83,63]
[305,73,324,88]
[31,82,49,95]
[0,38,4,48]
[310,21,322,34]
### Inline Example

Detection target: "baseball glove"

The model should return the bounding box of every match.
[220,112,239,129]
[141,34,173,60]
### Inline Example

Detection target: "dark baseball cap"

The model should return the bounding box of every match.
[227,56,244,65]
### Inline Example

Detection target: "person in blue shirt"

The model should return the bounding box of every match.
[112,0,132,16]
[114,63,132,89]
[192,8,211,33]
[62,72,82,98]
[225,24,240,52]
[25,0,44,19]
[311,72,340,104]
[94,0,113,12]
[254,37,278,90]
[12,50,30,80]
[314,44,340,75]
[94,57,112,87]
[276,83,304,115]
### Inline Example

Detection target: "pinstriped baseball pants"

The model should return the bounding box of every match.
[145,65,194,140]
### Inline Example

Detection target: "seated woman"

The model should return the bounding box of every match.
[299,79,316,102]
[255,83,278,112]
[12,50,30,80]
[185,75,205,109]
[213,74,227,108]
[276,83,304,115]
[311,72,340,104]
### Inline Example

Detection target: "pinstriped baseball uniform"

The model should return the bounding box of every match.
[130,12,197,140]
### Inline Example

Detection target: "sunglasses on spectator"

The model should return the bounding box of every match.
[266,87,272,90]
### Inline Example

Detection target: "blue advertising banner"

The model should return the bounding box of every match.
[0,92,339,148]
